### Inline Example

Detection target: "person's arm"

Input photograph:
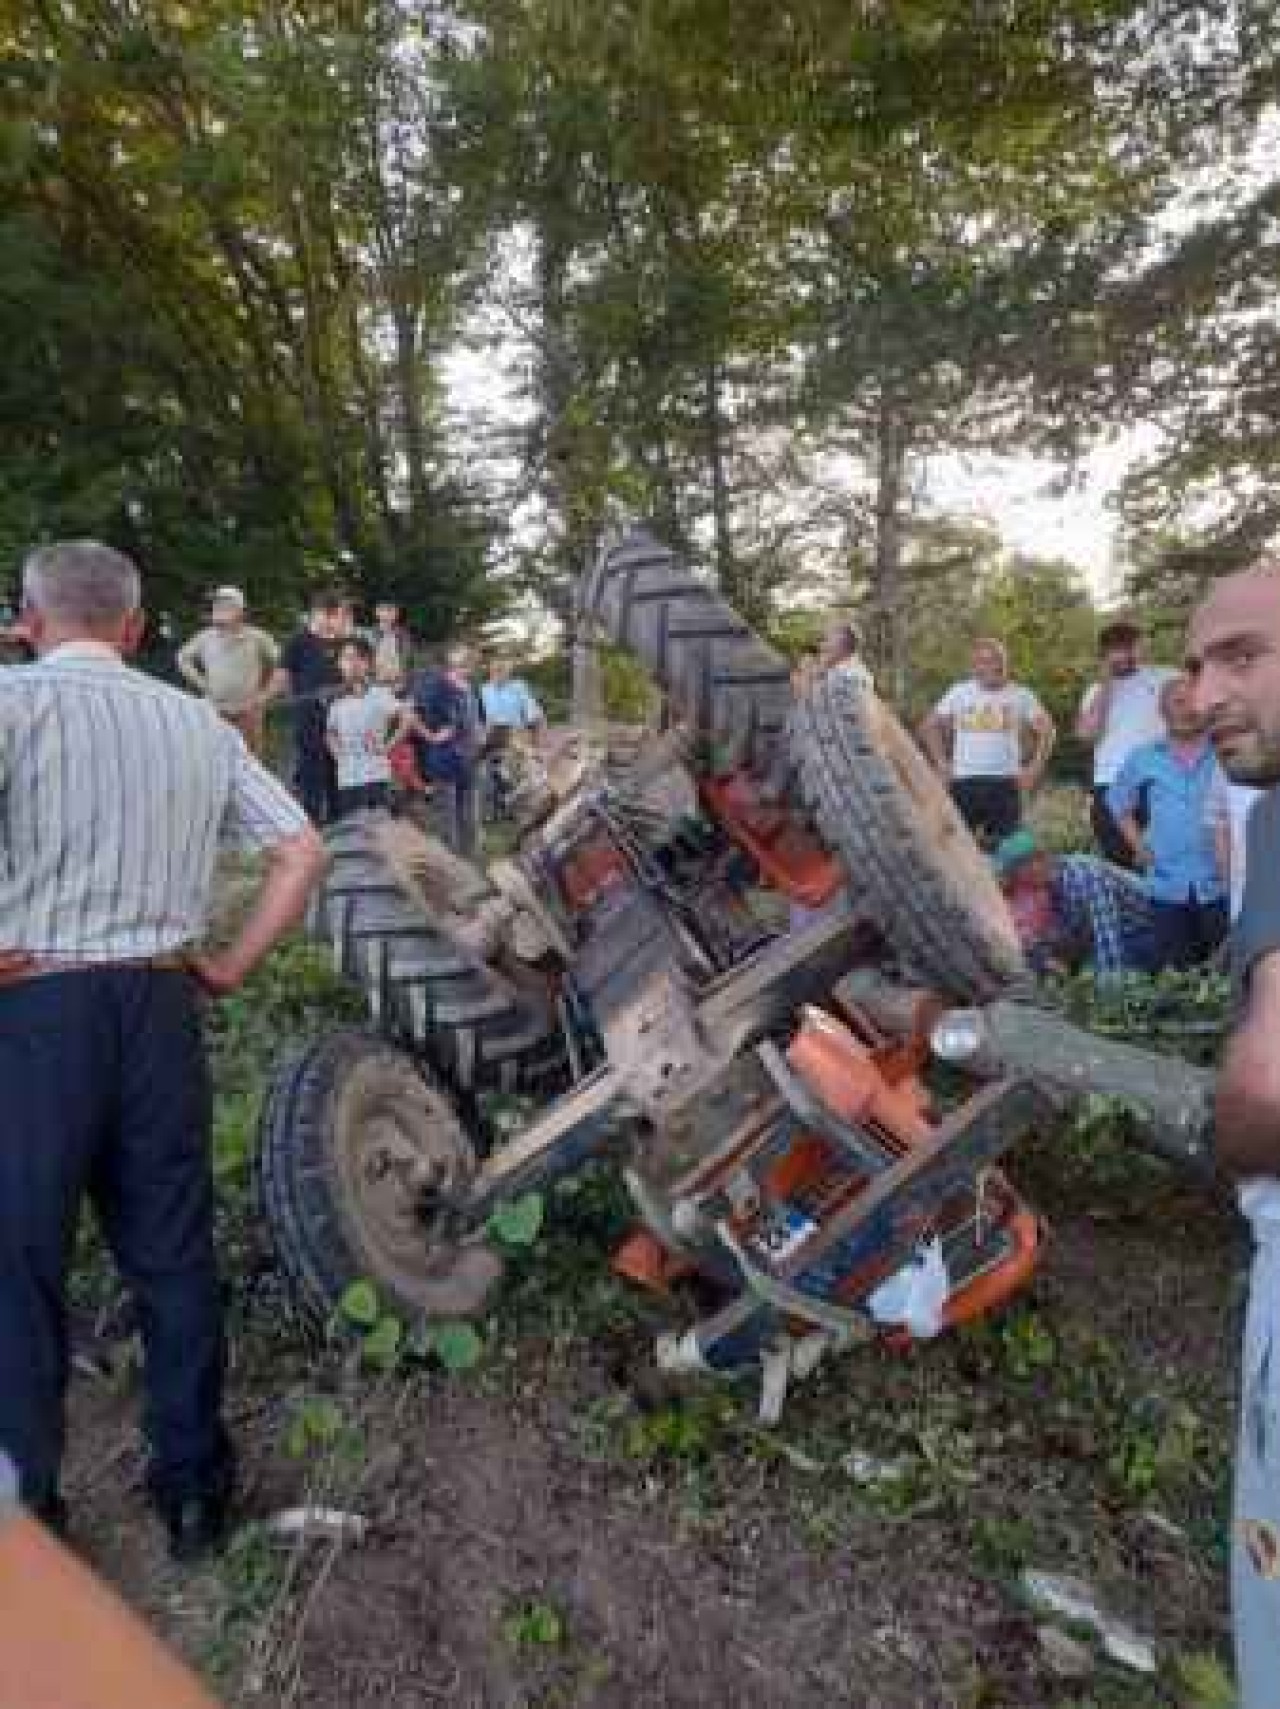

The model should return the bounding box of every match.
[176,633,207,692]
[190,826,325,996]
[1075,680,1109,743]
[1107,756,1150,869]
[1217,953,1280,1177]
[919,708,953,775]
[253,631,280,702]
[188,739,326,996]
[1019,700,1057,792]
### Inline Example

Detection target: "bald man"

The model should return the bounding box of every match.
[1188,566,1280,1708]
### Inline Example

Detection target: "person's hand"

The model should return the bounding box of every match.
[0,950,34,983]
[1133,842,1155,872]
[185,950,248,998]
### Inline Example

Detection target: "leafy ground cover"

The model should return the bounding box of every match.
[60,929,1243,1709]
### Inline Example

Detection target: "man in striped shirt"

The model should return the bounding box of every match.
[0,542,326,1562]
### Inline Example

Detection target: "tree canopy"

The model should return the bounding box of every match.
[0,1,1274,646]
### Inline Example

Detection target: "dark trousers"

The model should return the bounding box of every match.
[0,970,229,1509]
[1091,785,1139,870]
[334,781,390,818]
[1147,896,1230,972]
[294,717,338,825]
[951,775,1022,845]
[431,773,479,859]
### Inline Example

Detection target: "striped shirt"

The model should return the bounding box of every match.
[0,641,309,959]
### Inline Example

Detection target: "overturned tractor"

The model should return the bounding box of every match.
[258,528,1214,1410]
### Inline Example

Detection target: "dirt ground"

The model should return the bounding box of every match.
[62,1097,1241,1709]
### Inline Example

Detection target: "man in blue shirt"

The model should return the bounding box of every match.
[413,644,483,857]
[1108,673,1228,970]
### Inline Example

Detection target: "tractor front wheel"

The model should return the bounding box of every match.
[258,1029,503,1333]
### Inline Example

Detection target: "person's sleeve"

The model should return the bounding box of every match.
[280,633,302,681]
[934,684,962,716]
[521,682,544,724]
[176,633,205,685]
[1236,799,1280,983]
[1079,682,1100,716]
[1106,748,1145,819]
[1021,686,1048,722]
[418,679,448,731]
[219,727,312,847]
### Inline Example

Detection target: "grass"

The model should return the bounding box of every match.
[68,853,1239,1705]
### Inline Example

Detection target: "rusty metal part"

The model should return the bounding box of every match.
[839,968,1215,1177]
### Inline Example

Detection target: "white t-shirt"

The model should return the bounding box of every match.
[935,680,1044,779]
[327,687,402,789]
[1205,767,1263,920]
[1080,667,1176,786]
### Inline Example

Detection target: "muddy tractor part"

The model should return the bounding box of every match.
[257,525,1216,1407]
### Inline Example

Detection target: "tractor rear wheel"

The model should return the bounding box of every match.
[581,526,793,778]
[311,813,565,1094]
[791,670,1026,1002]
[258,1029,503,1332]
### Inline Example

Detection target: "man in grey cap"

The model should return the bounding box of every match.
[178,586,279,755]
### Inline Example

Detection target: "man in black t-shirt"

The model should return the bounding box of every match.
[268,589,347,822]
[1188,565,1280,1709]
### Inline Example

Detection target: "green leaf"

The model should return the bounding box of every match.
[285,1395,343,1458]
[431,1321,484,1372]
[503,1601,565,1648]
[340,1279,381,1328]
[487,1192,544,1248]
[362,1315,404,1371]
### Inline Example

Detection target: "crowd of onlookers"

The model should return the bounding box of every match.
[167,584,545,858]
[1,577,1248,982]
[798,612,1250,983]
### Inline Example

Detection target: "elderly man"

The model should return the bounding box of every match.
[1187,567,1280,1708]
[1107,673,1227,970]
[921,637,1056,844]
[0,542,325,1561]
[177,586,279,755]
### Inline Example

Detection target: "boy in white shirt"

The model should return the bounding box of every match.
[921,637,1055,844]
[1077,619,1176,867]
[325,637,416,817]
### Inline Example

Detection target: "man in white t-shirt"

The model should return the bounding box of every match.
[1076,619,1176,868]
[325,637,416,816]
[920,638,1055,844]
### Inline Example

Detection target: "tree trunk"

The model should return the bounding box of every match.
[869,392,907,701]
[705,356,734,595]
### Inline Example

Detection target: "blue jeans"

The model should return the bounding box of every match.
[0,969,230,1509]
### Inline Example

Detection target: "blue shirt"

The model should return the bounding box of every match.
[412,672,481,784]
[1107,738,1225,904]
[479,677,543,730]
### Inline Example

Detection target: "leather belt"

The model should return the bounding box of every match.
[0,952,193,988]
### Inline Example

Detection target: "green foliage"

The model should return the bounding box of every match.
[425,1320,485,1373]
[487,1192,545,1249]
[502,1600,566,1649]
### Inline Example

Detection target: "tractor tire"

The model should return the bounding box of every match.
[581,526,793,777]
[791,670,1026,1002]
[311,814,565,1095]
[258,1029,504,1332]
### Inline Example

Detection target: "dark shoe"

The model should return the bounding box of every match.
[161,1492,229,1564]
